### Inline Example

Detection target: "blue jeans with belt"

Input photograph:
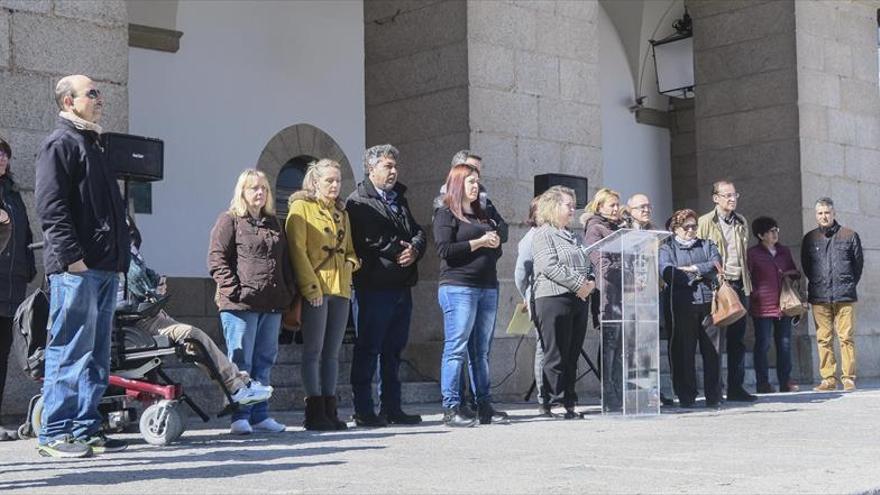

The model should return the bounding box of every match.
[39,270,118,444]
[438,285,498,409]
[220,310,281,424]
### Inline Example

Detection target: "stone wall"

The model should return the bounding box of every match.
[794,0,880,380]
[364,0,603,400]
[0,0,129,418]
[669,98,697,212]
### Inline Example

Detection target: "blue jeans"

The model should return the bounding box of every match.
[752,316,793,386]
[39,270,118,444]
[438,285,498,409]
[220,311,281,423]
[350,288,413,415]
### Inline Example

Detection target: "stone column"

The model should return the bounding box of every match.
[364,0,602,399]
[690,0,880,382]
[0,0,129,418]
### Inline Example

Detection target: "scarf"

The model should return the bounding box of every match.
[59,111,103,135]
[675,236,697,248]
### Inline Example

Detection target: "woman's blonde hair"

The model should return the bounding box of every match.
[229,169,275,217]
[292,158,344,209]
[580,187,620,226]
[534,186,576,228]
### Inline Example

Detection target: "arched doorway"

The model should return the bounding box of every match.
[255,124,355,215]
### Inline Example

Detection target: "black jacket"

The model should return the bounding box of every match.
[346,179,426,290]
[0,177,37,316]
[658,238,722,306]
[35,118,130,275]
[801,222,863,304]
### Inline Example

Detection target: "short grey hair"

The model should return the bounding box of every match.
[450,149,481,167]
[816,197,835,208]
[54,78,75,110]
[364,144,399,171]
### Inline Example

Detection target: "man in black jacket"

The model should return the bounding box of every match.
[801,197,863,392]
[347,144,426,426]
[34,75,130,458]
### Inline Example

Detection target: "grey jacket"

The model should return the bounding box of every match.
[533,225,594,299]
[514,227,535,303]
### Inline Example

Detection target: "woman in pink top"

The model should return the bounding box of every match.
[747,216,801,393]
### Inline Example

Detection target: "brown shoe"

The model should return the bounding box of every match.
[813,379,838,392]
[780,381,800,392]
[756,383,775,394]
[842,378,856,392]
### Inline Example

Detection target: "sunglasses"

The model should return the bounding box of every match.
[681,224,698,232]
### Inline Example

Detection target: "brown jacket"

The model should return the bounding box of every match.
[208,211,295,312]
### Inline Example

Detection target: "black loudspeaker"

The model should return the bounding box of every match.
[534,173,589,209]
[102,132,164,182]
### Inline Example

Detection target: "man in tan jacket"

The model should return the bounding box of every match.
[697,180,757,402]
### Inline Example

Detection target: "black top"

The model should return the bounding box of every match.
[346,179,426,290]
[35,118,130,274]
[432,206,501,288]
[0,177,37,316]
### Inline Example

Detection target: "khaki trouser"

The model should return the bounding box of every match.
[812,303,856,381]
[137,310,249,393]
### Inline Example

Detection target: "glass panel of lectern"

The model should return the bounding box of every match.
[585,228,671,416]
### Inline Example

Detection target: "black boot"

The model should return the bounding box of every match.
[478,402,510,424]
[352,411,388,427]
[323,396,349,431]
[303,396,336,431]
[380,407,422,425]
[443,407,477,428]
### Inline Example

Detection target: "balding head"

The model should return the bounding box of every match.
[55,75,103,123]
[627,193,652,227]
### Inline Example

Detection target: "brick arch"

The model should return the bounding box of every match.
[255,123,356,202]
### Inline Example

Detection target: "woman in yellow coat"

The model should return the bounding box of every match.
[286,158,360,431]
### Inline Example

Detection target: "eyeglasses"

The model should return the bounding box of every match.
[0,151,7,160]
[560,204,576,212]
[715,192,740,200]
[632,204,652,212]
[79,89,101,100]
[767,227,780,234]
[681,224,698,232]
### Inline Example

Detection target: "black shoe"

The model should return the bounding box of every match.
[660,394,675,407]
[705,401,721,410]
[380,409,422,425]
[563,408,579,420]
[443,407,477,428]
[352,412,388,428]
[726,389,758,402]
[458,403,476,419]
[537,404,559,418]
[477,403,509,425]
[679,400,695,409]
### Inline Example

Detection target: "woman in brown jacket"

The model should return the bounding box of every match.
[208,169,295,435]
[286,159,360,431]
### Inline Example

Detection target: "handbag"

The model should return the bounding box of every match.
[710,261,747,327]
[779,275,808,317]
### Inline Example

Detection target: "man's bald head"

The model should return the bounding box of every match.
[55,75,103,123]
[626,193,652,227]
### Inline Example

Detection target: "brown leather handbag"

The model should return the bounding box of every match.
[711,261,747,327]
[779,275,808,317]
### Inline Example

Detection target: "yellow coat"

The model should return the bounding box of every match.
[286,191,360,300]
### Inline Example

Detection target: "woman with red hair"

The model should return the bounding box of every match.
[433,163,508,427]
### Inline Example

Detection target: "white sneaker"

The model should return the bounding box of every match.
[231,384,271,405]
[230,419,252,435]
[251,417,286,433]
[248,381,274,394]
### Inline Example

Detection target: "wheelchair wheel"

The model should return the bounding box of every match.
[22,395,44,439]
[139,400,185,445]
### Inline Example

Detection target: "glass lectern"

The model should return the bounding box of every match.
[585,229,670,416]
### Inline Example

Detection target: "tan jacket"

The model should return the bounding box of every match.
[697,208,752,295]
[285,191,360,300]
